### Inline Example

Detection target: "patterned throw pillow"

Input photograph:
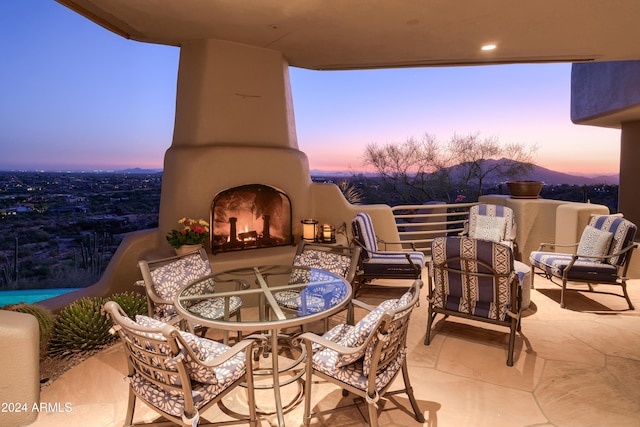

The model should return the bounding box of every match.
[577,225,613,261]
[150,253,212,301]
[135,315,242,385]
[474,215,506,243]
[333,298,398,367]
[293,249,351,276]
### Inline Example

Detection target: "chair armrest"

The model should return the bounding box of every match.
[351,298,376,312]
[178,335,264,368]
[575,242,638,263]
[459,220,470,237]
[537,242,579,251]
[295,331,370,356]
[378,238,418,251]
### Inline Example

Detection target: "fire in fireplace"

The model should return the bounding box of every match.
[211,184,293,253]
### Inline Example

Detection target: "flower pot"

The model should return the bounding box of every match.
[506,181,544,199]
[175,244,203,256]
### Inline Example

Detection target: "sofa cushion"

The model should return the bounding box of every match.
[577,225,613,261]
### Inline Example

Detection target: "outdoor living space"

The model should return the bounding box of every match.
[33,272,640,427]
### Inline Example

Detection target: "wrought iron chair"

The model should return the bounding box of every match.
[529,214,637,309]
[297,279,425,427]
[425,236,522,366]
[351,212,425,295]
[137,248,242,342]
[461,203,516,250]
[104,300,259,427]
[273,241,361,330]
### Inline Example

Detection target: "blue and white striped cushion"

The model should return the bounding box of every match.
[588,216,637,266]
[431,236,514,321]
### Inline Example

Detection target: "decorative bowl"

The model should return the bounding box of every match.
[506,181,544,199]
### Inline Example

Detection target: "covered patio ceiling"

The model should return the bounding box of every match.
[57,0,640,70]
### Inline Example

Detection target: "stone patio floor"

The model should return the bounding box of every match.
[31,273,640,427]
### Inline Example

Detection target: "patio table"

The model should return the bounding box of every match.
[174,264,351,427]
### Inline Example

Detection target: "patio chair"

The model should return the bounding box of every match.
[103,300,259,427]
[297,279,425,427]
[425,236,522,366]
[529,214,637,309]
[273,241,361,330]
[461,203,516,250]
[351,212,425,295]
[137,248,242,342]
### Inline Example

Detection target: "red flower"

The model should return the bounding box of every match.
[192,225,205,234]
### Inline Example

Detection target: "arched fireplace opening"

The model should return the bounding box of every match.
[210,184,293,254]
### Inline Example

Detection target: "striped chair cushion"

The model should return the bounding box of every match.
[588,215,637,266]
[353,212,425,274]
[468,204,515,242]
[529,252,619,282]
[431,236,514,321]
[352,212,380,258]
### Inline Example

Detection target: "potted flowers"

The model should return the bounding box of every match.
[166,217,210,254]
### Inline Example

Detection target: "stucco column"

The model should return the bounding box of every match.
[172,39,298,148]
[619,121,640,228]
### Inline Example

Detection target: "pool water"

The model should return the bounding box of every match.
[0,288,81,306]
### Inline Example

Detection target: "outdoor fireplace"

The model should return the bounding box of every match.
[211,184,293,253]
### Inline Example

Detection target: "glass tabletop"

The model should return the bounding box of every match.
[174,264,352,331]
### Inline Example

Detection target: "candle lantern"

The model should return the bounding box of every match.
[301,219,318,242]
[321,224,336,243]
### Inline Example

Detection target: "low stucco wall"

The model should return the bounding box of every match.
[479,195,610,264]
[38,181,398,312]
[0,311,39,426]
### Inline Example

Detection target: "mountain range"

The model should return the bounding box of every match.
[513,164,618,185]
[311,161,619,185]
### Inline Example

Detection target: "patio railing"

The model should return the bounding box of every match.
[391,202,478,257]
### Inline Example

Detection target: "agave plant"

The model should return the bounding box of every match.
[338,180,363,204]
[109,291,148,318]
[48,292,148,357]
[48,296,112,357]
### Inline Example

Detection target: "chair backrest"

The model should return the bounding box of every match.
[430,236,517,321]
[589,215,637,266]
[351,212,379,259]
[103,301,199,418]
[138,248,213,320]
[467,204,515,243]
[292,241,361,283]
[363,280,420,379]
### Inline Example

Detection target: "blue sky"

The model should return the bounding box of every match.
[1,1,621,175]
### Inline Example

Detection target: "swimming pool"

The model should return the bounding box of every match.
[0,288,81,307]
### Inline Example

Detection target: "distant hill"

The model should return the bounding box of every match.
[311,161,619,185]
[119,168,163,174]
[499,163,619,185]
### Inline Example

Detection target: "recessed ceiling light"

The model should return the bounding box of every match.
[481,44,497,51]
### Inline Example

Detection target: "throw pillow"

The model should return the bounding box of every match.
[474,215,506,243]
[149,253,212,301]
[577,225,613,261]
[333,298,398,367]
[135,315,241,385]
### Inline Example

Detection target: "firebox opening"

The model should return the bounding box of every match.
[211,184,293,254]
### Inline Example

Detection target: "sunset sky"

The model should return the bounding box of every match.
[1,1,621,176]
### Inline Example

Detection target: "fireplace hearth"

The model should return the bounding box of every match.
[211,184,293,253]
